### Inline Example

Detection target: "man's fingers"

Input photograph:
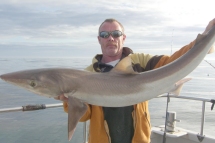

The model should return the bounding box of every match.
[54,94,68,102]
[54,96,60,100]
[60,95,66,100]
[60,95,68,102]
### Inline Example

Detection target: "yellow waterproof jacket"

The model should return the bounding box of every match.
[63,40,195,143]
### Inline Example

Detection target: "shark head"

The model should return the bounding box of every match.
[0,69,65,98]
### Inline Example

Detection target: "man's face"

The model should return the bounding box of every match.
[98,21,126,59]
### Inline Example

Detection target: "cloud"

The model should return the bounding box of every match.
[0,0,214,58]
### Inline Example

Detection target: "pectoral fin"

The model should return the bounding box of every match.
[68,96,88,141]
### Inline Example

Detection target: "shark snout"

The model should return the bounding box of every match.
[0,74,7,81]
[0,73,20,82]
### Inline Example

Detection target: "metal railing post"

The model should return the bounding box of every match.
[83,122,88,143]
[197,101,206,142]
[200,101,206,136]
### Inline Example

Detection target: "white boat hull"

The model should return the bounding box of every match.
[151,126,215,143]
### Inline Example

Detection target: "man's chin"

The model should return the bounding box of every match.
[103,46,122,56]
[106,50,119,56]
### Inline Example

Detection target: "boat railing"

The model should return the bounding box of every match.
[0,102,88,143]
[158,95,215,141]
[0,95,214,143]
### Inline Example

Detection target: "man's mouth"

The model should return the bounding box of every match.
[107,43,117,46]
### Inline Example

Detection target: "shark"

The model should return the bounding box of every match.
[0,25,215,141]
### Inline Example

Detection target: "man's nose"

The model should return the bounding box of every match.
[107,35,114,41]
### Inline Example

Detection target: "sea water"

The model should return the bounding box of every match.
[0,57,214,143]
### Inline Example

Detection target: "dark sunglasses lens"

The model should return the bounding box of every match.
[112,31,122,38]
[100,32,110,38]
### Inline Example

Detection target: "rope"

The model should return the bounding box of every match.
[204,60,215,69]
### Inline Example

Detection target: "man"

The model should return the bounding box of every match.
[56,18,215,143]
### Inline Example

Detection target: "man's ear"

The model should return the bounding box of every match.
[122,34,126,44]
[123,34,126,41]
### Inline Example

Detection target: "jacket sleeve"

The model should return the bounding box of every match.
[153,40,196,69]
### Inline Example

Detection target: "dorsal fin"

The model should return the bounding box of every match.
[195,34,206,45]
[195,34,214,54]
[110,56,137,74]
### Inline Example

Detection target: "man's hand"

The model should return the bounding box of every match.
[202,18,215,35]
[54,94,68,102]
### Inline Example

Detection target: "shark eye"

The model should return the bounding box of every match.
[30,81,37,87]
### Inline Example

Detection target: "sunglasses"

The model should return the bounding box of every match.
[99,30,123,38]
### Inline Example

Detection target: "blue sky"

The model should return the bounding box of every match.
[0,0,214,59]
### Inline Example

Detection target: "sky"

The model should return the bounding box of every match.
[0,0,214,59]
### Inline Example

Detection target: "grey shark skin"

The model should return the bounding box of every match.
[1,27,215,107]
[0,26,215,141]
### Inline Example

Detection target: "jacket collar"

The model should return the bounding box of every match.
[92,47,133,72]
